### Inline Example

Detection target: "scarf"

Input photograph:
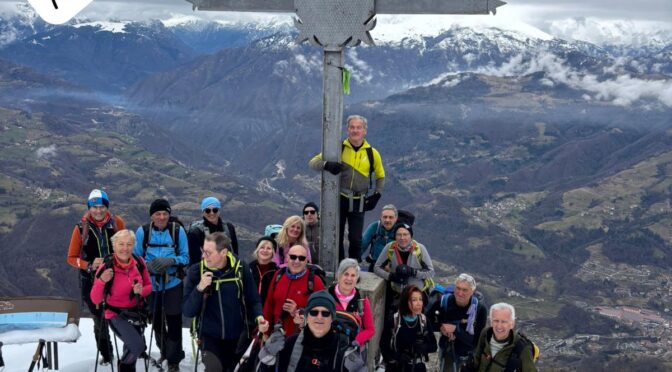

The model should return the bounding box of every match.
[83,211,111,229]
[466,297,478,335]
[286,268,307,280]
[113,254,135,270]
[335,285,355,310]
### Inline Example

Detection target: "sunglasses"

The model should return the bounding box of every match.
[289,254,307,262]
[204,208,220,214]
[303,210,316,215]
[308,309,332,318]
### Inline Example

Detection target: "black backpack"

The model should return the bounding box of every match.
[141,216,185,256]
[397,210,415,226]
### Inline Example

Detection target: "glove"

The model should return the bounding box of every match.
[364,256,374,264]
[396,264,417,279]
[147,257,175,274]
[413,338,428,354]
[388,272,403,284]
[323,161,344,175]
[343,344,366,372]
[258,325,285,365]
[363,192,381,212]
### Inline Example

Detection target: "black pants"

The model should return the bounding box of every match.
[109,316,146,370]
[80,274,113,362]
[339,195,365,261]
[150,283,184,365]
[202,335,240,372]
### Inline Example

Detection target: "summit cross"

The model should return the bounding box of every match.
[186,0,506,275]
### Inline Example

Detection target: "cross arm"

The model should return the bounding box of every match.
[187,0,505,15]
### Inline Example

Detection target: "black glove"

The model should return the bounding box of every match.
[363,192,381,211]
[414,338,428,354]
[364,256,374,264]
[147,257,175,274]
[396,264,417,279]
[323,161,344,175]
[388,272,403,284]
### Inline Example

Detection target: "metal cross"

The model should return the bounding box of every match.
[186,0,506,275]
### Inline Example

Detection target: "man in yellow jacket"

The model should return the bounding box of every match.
[310,114,385,261]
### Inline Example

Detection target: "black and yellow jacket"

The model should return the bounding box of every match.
[310,139,385,195]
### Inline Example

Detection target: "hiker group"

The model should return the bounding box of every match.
[66,115,538,372]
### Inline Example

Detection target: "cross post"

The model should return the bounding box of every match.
[186,0,505,277]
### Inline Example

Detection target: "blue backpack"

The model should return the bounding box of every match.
[426,283,483,331]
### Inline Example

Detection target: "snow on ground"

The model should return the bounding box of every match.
[2,318,204,372]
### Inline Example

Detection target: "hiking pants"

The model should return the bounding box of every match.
[109,316,145,367]
[339,195,365,261]
[80,273,113,362]
[201,335,239,372]
[150,283,184,364]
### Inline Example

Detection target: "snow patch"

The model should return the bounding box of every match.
[36,144,56,159]
[73,21,128,33]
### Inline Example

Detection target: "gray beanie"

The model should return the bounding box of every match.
[305,291,336,316]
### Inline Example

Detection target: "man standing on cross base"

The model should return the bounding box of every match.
[310,115,385,261]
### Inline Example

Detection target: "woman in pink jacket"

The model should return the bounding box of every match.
[328,258,375,347]
[91,229,152,372]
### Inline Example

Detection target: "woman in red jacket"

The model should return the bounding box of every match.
[91,229,152,372]
[328,258,375,346]
[263,244,325,336]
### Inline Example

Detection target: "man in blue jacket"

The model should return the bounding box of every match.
[134,198,189,372]
[360,204,398,271]
[183,232,268,371]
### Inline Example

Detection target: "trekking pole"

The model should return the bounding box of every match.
[160,272,167,367]
[146,274,162,371]
[133,279,150,372]
[194,289,211,372]
[94,303,115,372]
[451,341,459,372]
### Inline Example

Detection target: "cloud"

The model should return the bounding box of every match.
[345,49,373,84]
[476,52,672,107]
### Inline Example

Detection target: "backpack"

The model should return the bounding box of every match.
[273,264,327,295]
[396,210,415,226]
[189,219,234,241]
[264,224,282,239]
[503,333,540,370]
[141,216,185,256]
[331,288,365,342]
[334,310,362,342]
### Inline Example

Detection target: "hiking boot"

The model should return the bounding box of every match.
[99,359,111,366]
[167,363,180,372]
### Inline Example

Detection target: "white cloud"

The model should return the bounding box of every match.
[475,52,672,107]
[345,49,373,84]
[547,18,672,46]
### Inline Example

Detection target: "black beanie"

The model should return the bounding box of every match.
[256,236,278,252]
[149,198,171,216]
[303,202,319,214]
[393,222,413,238]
